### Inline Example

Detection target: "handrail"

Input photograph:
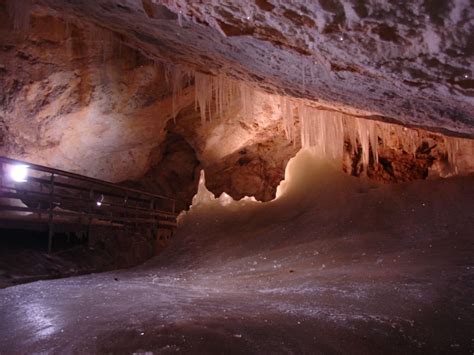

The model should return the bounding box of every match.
[0,190,177,219]
[0,156,180,203]
[0,155,181,252]
[0,205,177,226]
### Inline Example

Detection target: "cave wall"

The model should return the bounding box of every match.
[1,2,473,207]
[34,0,474,137]
[0,4,193,182]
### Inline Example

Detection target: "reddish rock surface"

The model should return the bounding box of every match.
[1,0,473,202]
[33,0,474,136]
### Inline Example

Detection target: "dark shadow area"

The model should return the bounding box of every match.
[0,225,159,289]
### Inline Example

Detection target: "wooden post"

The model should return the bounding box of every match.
[47,173,55,253]
[38,182,43,220]
[135,202,139,228]
[150,198,156,232]
[86,187,93,245]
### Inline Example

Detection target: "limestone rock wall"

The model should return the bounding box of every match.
[0,3,473,207]
[0,6,190,182]
[34,0,474,137]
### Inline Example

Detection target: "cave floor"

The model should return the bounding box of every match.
[0,173,473,354]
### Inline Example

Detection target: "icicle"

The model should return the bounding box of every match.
[354,117,372,167]
[194,72,243,124]
[239,82,255,121]
[166,64,194,122]
[280,96,295,143]
[295,105,386,169]
[194,72,213,124]
[159,63,465,177]
[444,136,460,174]
[298,106,344,161]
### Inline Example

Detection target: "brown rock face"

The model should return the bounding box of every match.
[0,5,192,181]
[204,137,297,202]
[0,1,473,206]
[344,131,474,182]
[123,132,201,204]
[31,0,474,136]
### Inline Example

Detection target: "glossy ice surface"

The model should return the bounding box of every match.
[1,155,473,353]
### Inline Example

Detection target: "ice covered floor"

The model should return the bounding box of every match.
[1,152,473,354]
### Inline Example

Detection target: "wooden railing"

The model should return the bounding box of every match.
[0,156,183,252]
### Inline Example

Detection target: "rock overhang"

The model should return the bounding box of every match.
[32,0,473,137]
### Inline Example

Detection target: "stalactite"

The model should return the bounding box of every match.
[352,116,378,167]
[194,72,240,124]
[163,63,462,175]
[444,136,460,174]
[239,82,255,121]
[299,105,344,161]
[194,72,213,124]
[280,96,295,143]
[165,64,194,122]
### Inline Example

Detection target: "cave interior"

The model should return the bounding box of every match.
[0,0,473,353]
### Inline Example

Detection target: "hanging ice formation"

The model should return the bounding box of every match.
[165,65,194,122]
[295,105,463,173]
[164,65,461,173]
[194,73,254,124]
[280,96,295,143]
[296,104,403,167]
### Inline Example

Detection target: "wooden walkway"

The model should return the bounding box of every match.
[0,156,182,252]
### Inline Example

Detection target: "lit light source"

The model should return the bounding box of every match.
[96,194,104,207]
[10,164,28,182]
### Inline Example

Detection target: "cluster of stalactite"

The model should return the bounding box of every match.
[165,64,465,174]
[5,0,466,176]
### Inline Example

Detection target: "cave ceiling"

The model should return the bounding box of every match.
[29,0,474,137]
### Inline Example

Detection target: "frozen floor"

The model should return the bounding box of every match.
[0,160,473,354]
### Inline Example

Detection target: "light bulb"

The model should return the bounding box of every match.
[10,164,28,183]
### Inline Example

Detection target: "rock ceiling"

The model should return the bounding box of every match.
[36,0,474,137]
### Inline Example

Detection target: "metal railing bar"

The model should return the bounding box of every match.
[0,156,180,203]
[0,190,178,218]
[0,204,177,226]
[25,176,162,207]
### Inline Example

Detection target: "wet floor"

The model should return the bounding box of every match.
[1,169,473,354]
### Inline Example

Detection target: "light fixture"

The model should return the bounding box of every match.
[10,164,28,183]
[96,194,104,207]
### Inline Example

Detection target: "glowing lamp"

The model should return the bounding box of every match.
[10,164,28,183]
[96,194,104,207]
